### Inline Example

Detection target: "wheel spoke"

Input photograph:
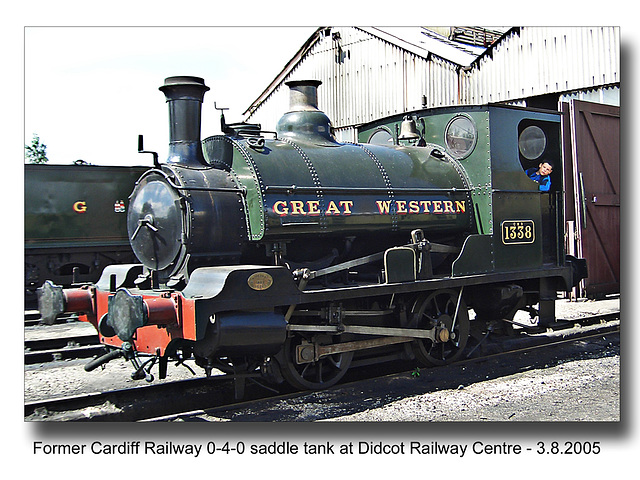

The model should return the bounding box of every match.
[421,312,437,325]
[445,299,455,315]
[327,355,340,369]
[433,298,442,316]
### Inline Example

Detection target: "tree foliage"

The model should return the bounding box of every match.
[25,134,49,164]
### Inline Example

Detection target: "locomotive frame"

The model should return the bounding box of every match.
[38,76,587,393]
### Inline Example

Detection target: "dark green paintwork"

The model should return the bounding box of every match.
[359,106,493,235]
[25,164,148,249]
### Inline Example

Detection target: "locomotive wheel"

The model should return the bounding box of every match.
[410,289,470,366]
[277,334,353,390]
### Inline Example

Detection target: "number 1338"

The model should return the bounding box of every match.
[501,220,535,244]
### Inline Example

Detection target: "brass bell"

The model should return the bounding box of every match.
[399,116,420,140]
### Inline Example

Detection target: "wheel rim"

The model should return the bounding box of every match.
[411,289,469,366]
[278,334,353,390]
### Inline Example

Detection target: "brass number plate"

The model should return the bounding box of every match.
[501,220,535,245]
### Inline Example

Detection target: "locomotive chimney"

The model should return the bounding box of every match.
[287,80,322,111]
[276,80,336,144]
[159,76,209,167]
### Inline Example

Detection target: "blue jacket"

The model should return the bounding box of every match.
[526,168,551,192]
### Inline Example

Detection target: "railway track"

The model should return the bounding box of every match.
[24,311,103,365]
[25,310,77,327]
[24,310,620,422]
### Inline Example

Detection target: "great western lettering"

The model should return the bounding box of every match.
[271,199,466,216]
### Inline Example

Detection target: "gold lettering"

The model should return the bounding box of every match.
[73,201,87,213]
[307,200,320,215]
[443,200,455,214]
[326,201,340,215]
[339,201,353,215]
[273,201,288,216]
[290,201,306,215]
[376,200,392,214]
[272,198,466,218]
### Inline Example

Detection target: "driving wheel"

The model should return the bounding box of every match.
[410,289,470,366]
[277,334,353,390]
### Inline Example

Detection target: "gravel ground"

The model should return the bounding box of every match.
[324,354,619,421]
[24,356,202,403]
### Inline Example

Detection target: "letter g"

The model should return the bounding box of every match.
[73,201,87,213]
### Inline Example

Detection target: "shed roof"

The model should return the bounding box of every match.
[360,27,485,66]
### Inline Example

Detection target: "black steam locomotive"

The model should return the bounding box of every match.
[38,76,586,391]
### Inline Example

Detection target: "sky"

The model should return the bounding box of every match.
[24,26,317,166]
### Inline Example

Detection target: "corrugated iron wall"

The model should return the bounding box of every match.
[247,27,620,134]
[460,27,620,104]
[247,27,460,134]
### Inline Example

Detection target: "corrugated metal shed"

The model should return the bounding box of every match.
[460,27,620,104]
[245,26,620,136]
[245,27,478,137]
